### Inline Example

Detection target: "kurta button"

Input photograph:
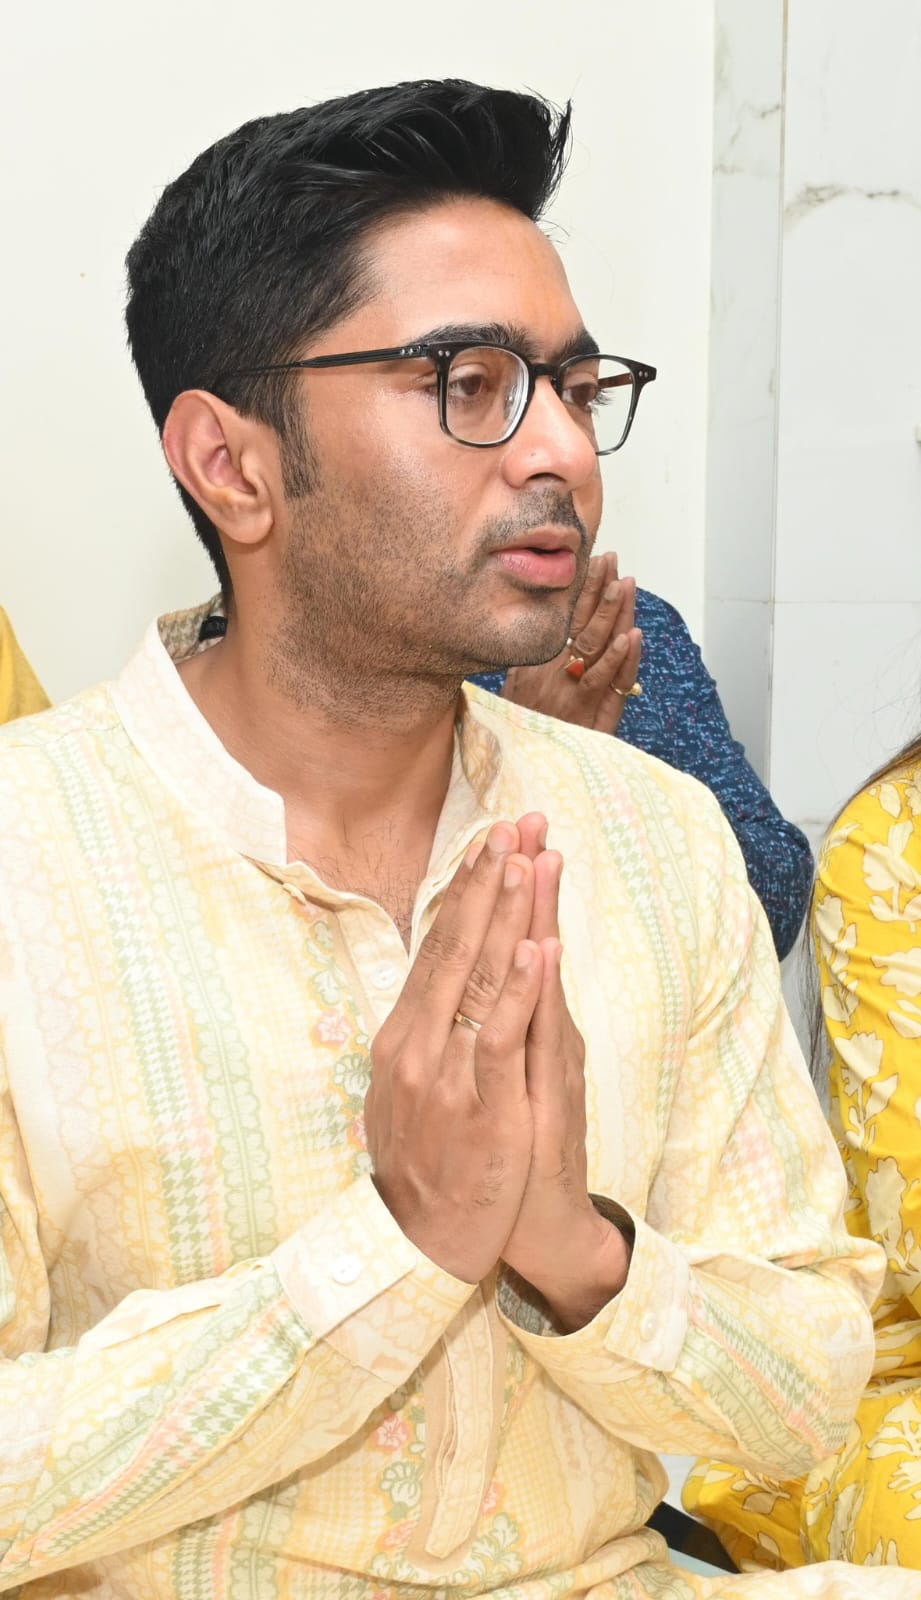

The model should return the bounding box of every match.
[372,964,397,989]
[330,1252,362,1285]
[640,1311,656,1341]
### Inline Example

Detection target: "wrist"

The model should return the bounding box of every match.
[521,1206,631,1333]
[588,1192,636,1256]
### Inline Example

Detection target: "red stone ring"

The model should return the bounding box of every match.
[563,638,586,681]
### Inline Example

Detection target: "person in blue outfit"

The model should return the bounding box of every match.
[470,553,812,959]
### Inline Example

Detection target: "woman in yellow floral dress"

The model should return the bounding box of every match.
[683,735,921,1571]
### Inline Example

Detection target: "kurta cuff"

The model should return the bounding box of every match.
[499,1210,690,1374]
[273,1174,475,1377]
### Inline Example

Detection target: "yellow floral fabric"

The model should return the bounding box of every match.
[684,768,921,1574]
[0,607,48,723]
[0,601,908,1598]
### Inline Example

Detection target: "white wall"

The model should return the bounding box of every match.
[770,0,921,842]
[1,0,715,703]
[702,0,785,776]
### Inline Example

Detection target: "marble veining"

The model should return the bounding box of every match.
[785,182,921,229]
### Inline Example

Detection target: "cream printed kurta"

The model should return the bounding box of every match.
[0,603,909,1596]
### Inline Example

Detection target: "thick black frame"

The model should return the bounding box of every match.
[219,343,657,455]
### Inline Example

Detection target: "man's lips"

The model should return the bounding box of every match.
[491,529,580,589]
[492,547,578,588]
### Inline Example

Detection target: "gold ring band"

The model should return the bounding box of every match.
[453,1010,483,1033]
[613,683,643,699]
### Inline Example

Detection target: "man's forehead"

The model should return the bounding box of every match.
[371,192,561,255]
[357,198,588,352]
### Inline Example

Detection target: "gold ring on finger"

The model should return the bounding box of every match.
[453,1010,483,1033]
[613,682,642,699]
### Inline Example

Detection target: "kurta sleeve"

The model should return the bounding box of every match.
[497,787,882,1479]
[0,1132,471,1589]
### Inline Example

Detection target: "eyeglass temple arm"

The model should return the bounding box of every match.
[603,367,656,390]
[217,346,420,381]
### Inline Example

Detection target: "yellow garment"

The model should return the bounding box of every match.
[0,600,900,1599]
[0,607,48,722]
[684,769,921,1572]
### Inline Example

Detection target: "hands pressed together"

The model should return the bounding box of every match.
[365,815,631,1332]
[500,552,643,733]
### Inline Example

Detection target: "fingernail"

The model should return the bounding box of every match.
[487,822,515,854]
[514,941,535,969]
[604,580,620,601]
[504,861,523,890]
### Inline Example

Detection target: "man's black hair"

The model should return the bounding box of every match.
[125,79,572,593]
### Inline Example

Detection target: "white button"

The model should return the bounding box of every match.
[330,1252,362,1286]
[640,1311,656,1342]
[372,963,398,989]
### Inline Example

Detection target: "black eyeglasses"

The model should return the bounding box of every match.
[218,342,657,455]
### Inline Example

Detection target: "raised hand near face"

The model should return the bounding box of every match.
[501,553,643,734]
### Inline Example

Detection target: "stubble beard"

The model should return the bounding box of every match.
[265,463,590,725]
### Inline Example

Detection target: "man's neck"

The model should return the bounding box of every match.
[177,624,462,942]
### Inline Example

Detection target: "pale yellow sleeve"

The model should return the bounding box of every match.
[0,610,49,723]
[500,789,883,1479]
[0,1121,472,1590]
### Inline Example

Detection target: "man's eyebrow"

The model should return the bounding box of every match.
[408,321,533,353]
[406,323,600,365]
[554,329,600,364]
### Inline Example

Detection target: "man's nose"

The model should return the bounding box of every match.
[502,375,599,487]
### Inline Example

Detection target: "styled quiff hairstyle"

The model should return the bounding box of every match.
[125,79,572,593]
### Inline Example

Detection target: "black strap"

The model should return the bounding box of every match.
[647,1502,737,1572]
[198,615,228,641]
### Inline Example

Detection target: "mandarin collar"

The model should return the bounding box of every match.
[111,598,505,871]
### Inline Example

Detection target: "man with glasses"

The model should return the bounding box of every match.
[0,81,904,1597]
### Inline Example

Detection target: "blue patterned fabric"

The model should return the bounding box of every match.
[469,587,812,959]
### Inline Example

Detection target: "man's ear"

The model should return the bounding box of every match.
[162,391,276,547]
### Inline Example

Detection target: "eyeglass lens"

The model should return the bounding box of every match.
[443,347,636,453]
